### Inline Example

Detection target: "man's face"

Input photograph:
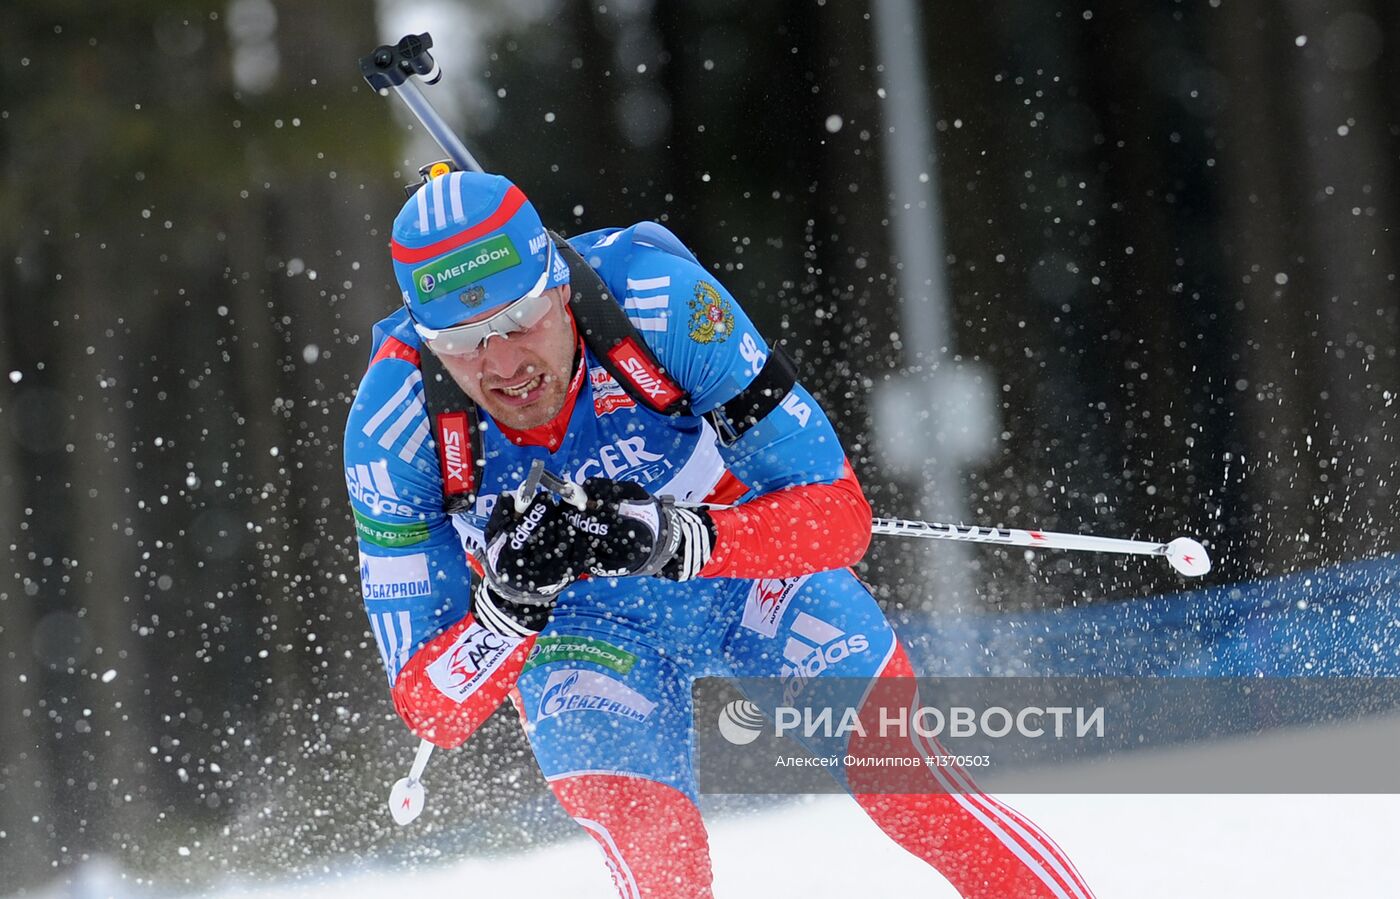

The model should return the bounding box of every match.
[433,285,577,430]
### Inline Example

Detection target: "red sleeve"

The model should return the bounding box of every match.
[698,461,872,579]
[391,615,534,748]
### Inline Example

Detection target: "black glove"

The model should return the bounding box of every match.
[565,477,718,581]
[476,489,585,638]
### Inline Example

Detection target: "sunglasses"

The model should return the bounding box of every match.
[411,291,555,356]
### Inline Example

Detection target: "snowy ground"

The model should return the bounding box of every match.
[222,714,1399,898]
[201,792,1397,898]
[20,715,1400,897]
[209,711,1400,898]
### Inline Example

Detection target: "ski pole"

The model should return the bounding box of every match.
[871,518,1211,577]
[359,33,485,173]
[514,464,1213,578]
[361,35,475,829]
[387,738,435,826]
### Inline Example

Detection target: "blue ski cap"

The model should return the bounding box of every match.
[389,171,569,331]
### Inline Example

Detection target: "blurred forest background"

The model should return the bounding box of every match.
[3,0,1399,892]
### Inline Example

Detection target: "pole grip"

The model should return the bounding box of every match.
[359,33,437,90]
[359,32,486,173]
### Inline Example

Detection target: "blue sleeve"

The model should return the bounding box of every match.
[613,235,847,494]
[344,350,474,686]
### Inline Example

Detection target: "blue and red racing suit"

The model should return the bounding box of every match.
[344,224,1095,899]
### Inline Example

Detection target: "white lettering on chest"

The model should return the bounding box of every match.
[575,436,666,482]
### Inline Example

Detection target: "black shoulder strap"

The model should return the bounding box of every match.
[702,343,799,446]
[553,231,798,441]
[553,233,692,417]
[419,348,483,514]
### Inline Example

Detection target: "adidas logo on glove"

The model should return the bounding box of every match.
[509,502,551,551]
[564,510,610,537]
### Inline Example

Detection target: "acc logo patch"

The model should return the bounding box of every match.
[425,624,517,701]
[740,575,810,638]
[589,366,636,416]
[688,281,735,344]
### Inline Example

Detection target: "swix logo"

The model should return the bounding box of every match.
[510,501,551,550]
[779,612,869,705]
[741,575,809,638]
[346,461,415,518]
[436,412,475,494]
[608,337,683,409]
[426,622,519,702]
[618,357,673,399]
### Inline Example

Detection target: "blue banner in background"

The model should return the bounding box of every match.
[899,555,1400,677]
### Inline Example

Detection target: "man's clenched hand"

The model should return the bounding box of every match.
[565,477,717,581]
